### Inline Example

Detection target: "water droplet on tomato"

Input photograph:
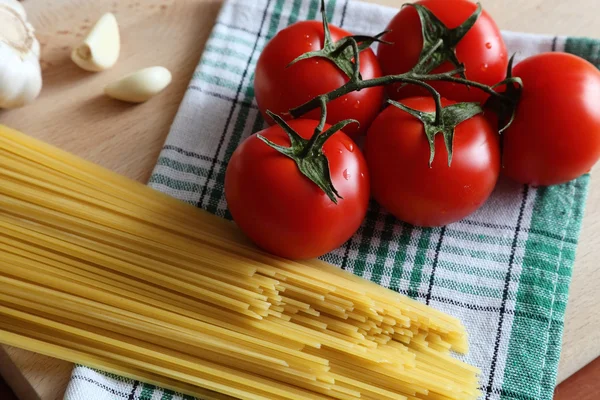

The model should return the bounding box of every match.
[304,34,310,39]
[343,141,354,152]
[360,172,365,178]
[480,63,488,71]
[485,42,492,49]
[343,169,351,180]
[354,100,361,109]
[338,149,343,154]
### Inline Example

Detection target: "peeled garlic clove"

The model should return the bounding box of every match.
[71,13,120,72]
[104,66,172,103]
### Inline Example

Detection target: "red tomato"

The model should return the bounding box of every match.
[254,21,384,138]
[377,0,507,103]
[502,52,600,186]
[365,97,500,227]
[225,119,370,259]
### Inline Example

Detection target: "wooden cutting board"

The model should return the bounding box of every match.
[1,0,599,399]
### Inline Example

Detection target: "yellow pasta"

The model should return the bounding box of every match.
[0,125,481,400]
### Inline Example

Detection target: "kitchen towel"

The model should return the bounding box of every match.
[64,0,597,399]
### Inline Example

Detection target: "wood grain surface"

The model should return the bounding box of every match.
[0,0,598,399]
[554,357,600,400]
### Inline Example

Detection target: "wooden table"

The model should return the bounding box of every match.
[1,0,599,399]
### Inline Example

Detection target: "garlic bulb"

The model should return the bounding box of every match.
[104,67,172,103]
[0,0,42,109]
[71,13,120,72]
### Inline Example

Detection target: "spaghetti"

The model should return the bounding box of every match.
[0,125,480,400]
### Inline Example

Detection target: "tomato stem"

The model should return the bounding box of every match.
[288,0,390,80]
[290,68,493,119]
[484,54,523,134]
[260,103,358,204]
[388,100,483,166]
[348,37,361,82]
[406,2,482,77]
[411,38,444,75]
[301,97,328,158]
[288,1,518,130]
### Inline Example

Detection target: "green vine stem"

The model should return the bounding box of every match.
[388,99,483,166]
[288,0,389,80]
[288,61,512,122]
[287,0,520,130]
[259,98,358,204]
[407,2,482,76]
[484,54,523,133]
[258,0,525,204]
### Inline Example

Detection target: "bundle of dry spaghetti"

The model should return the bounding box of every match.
[0,125,481,400]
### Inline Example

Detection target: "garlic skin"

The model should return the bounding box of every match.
[71,13,120,72]
[0,0,26,19]
[104,67,172,103]
[0,0,42,109]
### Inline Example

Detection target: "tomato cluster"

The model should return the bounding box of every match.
[225,0,600,259]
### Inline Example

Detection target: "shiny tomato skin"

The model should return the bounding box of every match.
[255,21,385,138]
[502,52,600,186]
[365,97,500,227]
[377,0,507,103]
[225,119,370,259]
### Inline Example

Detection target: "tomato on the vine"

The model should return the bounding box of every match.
[502,52,600,186]
[365,97,500,227]
[254,21,384,139]
[377,0,507,103]
[225,119,370,259]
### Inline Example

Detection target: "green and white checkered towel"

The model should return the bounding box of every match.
[64,0,598,399]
